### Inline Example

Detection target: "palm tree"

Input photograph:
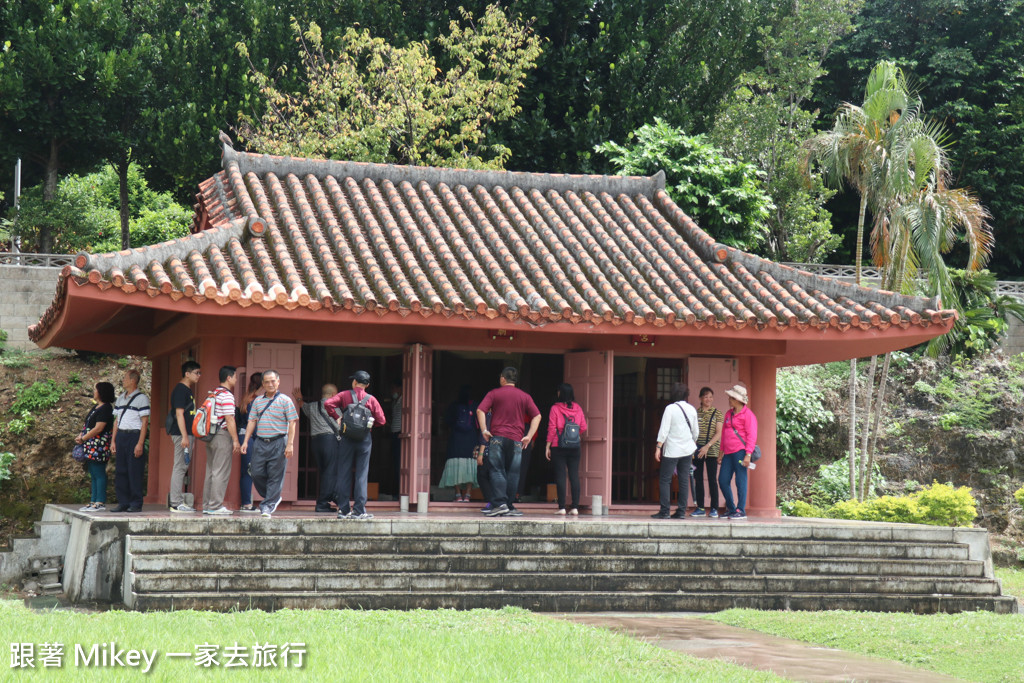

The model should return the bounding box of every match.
[804,61,916,499]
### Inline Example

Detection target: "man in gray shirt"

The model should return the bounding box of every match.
[293,384,341,512]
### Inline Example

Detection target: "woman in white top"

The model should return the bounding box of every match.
[652,383,699,519]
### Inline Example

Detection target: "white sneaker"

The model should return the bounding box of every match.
[570,508,578,516]
[203,506,233,516]
[79,503,97,512]
[170,504,195,513]
[556,508,567,515]
[261,510,272,518]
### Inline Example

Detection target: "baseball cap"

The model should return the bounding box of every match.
[350,370,371,385]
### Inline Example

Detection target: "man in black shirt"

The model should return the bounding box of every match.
[168,360,200,513]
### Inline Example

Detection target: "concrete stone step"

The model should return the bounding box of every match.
[130,590,1021,614]
[130,553,986,578]
[126,535,972,561]
[131,571,1004,597]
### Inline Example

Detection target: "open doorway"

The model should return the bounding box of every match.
[612,356,687,504]
[431,351,563,502]
[298,346,404,501]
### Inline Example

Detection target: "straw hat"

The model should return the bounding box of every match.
[724,384,748,404]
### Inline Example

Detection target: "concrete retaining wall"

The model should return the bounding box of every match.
[0,265,61,350]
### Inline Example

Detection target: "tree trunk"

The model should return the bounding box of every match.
[847,191,869,500]
[118,152,131,250]
[858,354,878,499]
[40,137,60,253]
[865,351,892,493]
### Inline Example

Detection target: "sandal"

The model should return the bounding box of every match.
[240,503,255,511]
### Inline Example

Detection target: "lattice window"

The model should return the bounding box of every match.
[656,367,680,400]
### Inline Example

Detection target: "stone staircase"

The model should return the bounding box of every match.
[122,516,1019,614]
[0,512,71,594]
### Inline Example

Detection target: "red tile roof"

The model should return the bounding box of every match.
[29,142,955,342]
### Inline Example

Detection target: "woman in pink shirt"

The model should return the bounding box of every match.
[718,384,758,520]
[545,383,588,515]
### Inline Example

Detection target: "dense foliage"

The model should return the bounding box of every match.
[775,368,836,464]
[789,482,979,527]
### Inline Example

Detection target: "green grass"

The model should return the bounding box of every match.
[1,602,789,682]
[996,567,1024,601]
[706,609,1024,683]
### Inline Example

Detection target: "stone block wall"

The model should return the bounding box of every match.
[999,316,1024,357]
[0,265,61,350]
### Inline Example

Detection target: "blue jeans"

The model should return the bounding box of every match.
[239,429,252,506]
[337,435,372,516]
[88,461,108,503]
[718,449,748,515]
[485,436,521,508]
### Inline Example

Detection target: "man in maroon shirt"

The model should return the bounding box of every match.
[476,367,541,517]
[325,370,387,520]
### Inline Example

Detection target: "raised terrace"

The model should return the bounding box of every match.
[10,505,1018,615]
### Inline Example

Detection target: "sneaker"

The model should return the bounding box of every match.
[709,509,719,518]
[729,511,747,520]
[484,504,509,517]
[203,506,233,516]
[354,512,374,520]
[170,503,195,513]
[239,504,258,513]
[337,510,353,520]
[650,512,670,519]
[570,508,578,516]
[556,508,567,515]
[480,503,492,513]
[690,508,706,517]
[506,508,523,517]
[93,503,106,511]
[79,503,97,512]
[261,510,272,518]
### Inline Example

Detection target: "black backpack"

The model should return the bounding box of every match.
[559,417,582,448]
[341,390,373,441]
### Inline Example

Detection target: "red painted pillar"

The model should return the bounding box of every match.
[747,356,780,518]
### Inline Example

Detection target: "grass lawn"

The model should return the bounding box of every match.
[995,567,1024,602]
[707,608,1024,683]
[1,601,790,682]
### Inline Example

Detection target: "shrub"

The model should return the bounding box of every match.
[822,482,978,527]
[1015,486,1024,508]
[10,380,65,414]
[776,368,835,463]
[810,458,885,507]
[0,450,15,490]
[913,482,977,527]
[7,411,34,435]
[781,500,825,518]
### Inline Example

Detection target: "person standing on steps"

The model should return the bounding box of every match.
[476,367,541,518]
[325,371,386,520]
[237,372,263,512]
[168,361,200,513]
[652,383,699,520]
[293,383,342,513]
[240,370,299,518]
[110,368,150,513]
[201,366,240,516]
[719,384,757,521]
[545,383,587,516]
[439,385,480,502]
[691,387,724,519]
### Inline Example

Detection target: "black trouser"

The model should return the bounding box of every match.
[693,452,719,510]
[477,451,493,504]
[312,432,342,509]
[658,455,692,515]
[114,430,145,509]
[550,446,581,510]
[485,436,521,508]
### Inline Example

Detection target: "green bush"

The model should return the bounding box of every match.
[810,458,886,507]
[823,482,978,527]
[776,368,835,463]
[0,450,15,490]
[1015,486,1024,508]
[7,411,34,435]
[10,380,65,414]
[781,500,825,518]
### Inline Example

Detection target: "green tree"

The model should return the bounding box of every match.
[710,0,862,262]
[0,0,111,250]
[596,119,773,251]
[236,5,541,169]
[925,269,1024,359]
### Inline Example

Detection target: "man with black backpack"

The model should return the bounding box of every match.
[324,371,386,520]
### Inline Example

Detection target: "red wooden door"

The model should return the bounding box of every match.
[403,344,432,499]
[247,342,302,502]
[564,350,613,506]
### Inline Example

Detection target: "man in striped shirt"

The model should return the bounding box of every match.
[241,370,299,518]
[202,366,240,515]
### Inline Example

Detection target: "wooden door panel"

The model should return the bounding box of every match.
[247,342,301,501]
[564,350,613,504]
[687,357,739,508]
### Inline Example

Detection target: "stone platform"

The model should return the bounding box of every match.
[15,504,1019,614]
